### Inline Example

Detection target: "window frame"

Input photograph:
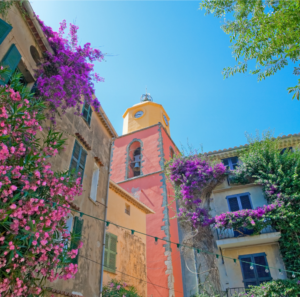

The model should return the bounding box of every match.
[82,101,92,126]
[104,233,118,273]
[239,253,272,288]
[226,192,253,211]
[125,204,130,216]
[69,140,87,184]
[90,163,100,202]
[222,156,239,170]
[70,216,84,265]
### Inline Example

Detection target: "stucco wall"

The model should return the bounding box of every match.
[1,6,42,86]
[216,243,286,291]
[45,106,112,297]
[211,181,286,292]
[111,124,184,297]
[104,187,148,297]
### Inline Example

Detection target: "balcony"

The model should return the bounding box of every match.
[216,226,281,249]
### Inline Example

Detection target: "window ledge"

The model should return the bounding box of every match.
[104,267,117,275]
[88,196,100,206]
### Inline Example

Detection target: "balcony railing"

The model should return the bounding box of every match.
[217,225,277,240]
[226,287,248,297]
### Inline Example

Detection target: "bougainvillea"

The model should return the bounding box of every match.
[102,279,142,297]
[0,70,83,296]
[168,156,226,228]
[35,18,104,123]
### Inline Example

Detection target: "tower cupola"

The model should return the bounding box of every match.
[122,94,170,135]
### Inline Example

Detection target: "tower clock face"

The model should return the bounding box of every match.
[163,115,169,126]
[134,111,144,118]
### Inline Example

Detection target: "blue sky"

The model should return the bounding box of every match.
[31,1,300,153]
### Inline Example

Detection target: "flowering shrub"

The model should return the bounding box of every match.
[232,279,300,297]
[35,18,104,123]
[102,279,141,297]
[168,156,226,228]
[214,202,281,234]
[0,70,83,296]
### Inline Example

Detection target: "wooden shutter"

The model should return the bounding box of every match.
[70,141,87,184]
[104,233,117,273]
[228,197,240,211]
[0,19,12,44]
[90,165,99,201]
[254,255,272,283]
[87,106,92,125]
[70,216,84,264]
[240,195,252,209]
[78,149,87,183]
[0,44,21,84]
[82,102,92,125]
[240,256,257,288]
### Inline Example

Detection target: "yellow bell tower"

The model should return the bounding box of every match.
[122,93,171,135]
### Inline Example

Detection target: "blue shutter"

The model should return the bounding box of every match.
[240,195,252,209]
[0,19,12,44]
[228,197,240,211]
[239,254,272,288]
[70,216,84,264]
[82,102,92,125]
[0,44,21,84]
[87,106,92,125]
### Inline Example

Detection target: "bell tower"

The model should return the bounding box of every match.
[122,93,171,136]
[110,94,183,297]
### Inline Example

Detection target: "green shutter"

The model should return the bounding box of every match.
[70,216,84,264]
[104,233,117,273]
[0,19,12,44]
[0,44,21,85]
[82,102,92,126]
[69,141,87,184]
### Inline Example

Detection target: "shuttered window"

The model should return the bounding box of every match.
[104,233,118,273]
[227,193,253,236]
[239,253,272,288]
[0,44,21,85]
[82,102,92,125]
[0,19,12,44]
[70,140,87,184]
[222,157,239,170]
[90,163,99,201]
[70,216,84,264]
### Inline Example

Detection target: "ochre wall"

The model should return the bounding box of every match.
[45,105,112,297]
[122,101,170,136]
[0,6,42,87]
[103,187,148,296]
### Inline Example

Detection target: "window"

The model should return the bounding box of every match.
[222,157,239,170]
[90,163,100,202]
[227,193,253,236]
[280,147,293,155]
[70,141,87,184]
[239,253,272,288]
[127,141,142,179]
[30,45,40,65]
[70,216,84,264]
[125,204,130,215]
[170,147,175,159]
[82,102,92,125]
[0,44,21,85]
[104,233,118,273]
[0,19,12,44]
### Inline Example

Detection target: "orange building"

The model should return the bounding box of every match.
[110,94,184,297]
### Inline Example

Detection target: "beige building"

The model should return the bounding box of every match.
[207,134,300,296]
[0,3,119,297]
[103,181,154,297]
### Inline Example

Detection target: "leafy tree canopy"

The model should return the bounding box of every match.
[200,0,300,100]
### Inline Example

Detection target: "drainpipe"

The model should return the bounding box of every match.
[99,138,114,297]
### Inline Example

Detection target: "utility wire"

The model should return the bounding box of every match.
[24,198,299,277]
[79,255,183,294]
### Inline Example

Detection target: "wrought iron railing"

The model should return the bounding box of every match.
[226,287,248,297]
[217,225,276,240]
